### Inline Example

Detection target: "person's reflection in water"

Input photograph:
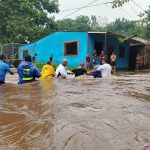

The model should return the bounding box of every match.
[40,79,53,91]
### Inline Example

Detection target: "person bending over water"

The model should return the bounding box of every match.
[88,59,112,78]
[72,63,87,77]
[56,59,68,78]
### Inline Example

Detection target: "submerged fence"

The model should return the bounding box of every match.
[0,43,26,59]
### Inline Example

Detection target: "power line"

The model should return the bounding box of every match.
[128,2,139,16]
[131,0,145,11]
[61,0,113,19]
[60,2,113,13]
[120,6,134,19]
[58,0,145,20]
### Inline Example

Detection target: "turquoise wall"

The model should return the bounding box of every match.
[88,34,129,69]
[19,43,37,58]
[19,32,129,69]
[19,32,88,67]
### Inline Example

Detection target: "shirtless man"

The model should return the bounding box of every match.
[110,52,117,73]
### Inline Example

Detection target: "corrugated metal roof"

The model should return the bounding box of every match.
[131,36,150,45]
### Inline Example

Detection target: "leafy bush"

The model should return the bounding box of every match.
[33,62,45,71]
[34,62,77,71]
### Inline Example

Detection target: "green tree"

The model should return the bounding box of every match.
[112,0,129,8]
[75,16,91,31]
[0,0,59,44]
[106,18,147,38]
[112,0,150,39]
[142,6,150,39]
[56,15,107,32]
[56,18,76,31]
[57,16,91,31]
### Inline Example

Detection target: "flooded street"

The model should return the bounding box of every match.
[0,73,150,150]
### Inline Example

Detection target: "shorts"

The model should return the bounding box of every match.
[111,61,116,66]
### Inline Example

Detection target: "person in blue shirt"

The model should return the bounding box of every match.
[0,54,14,84]
[17,55,41,84]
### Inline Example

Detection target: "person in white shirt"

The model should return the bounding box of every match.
[56,59,68,78]
[95,59,112,78]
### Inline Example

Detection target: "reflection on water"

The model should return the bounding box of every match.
[0,73,150,150]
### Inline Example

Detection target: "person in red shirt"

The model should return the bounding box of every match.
[136,54,141,71]
[92,50,98,67]
[86,54,91,70]
[100,50,105,64]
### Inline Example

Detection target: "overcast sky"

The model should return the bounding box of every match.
[54,0,150,22]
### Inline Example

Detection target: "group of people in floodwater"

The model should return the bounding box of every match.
[0,49,117,85]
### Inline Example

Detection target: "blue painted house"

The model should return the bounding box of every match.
[19,31,130,69]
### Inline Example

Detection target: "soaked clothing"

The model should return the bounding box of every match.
[17,61,41,84]
[56,64,67,78]
[96,64,112,77]
[72,68,87,77]
[40,64,55,80]
[93,65,101,78]
[0,81,5,84]
[0,60,11,82]
[93,71,101,78]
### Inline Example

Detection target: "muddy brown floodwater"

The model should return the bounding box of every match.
[0,73,150,150]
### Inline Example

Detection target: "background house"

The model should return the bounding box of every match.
[128,36,150,70]
[19,31,130,69]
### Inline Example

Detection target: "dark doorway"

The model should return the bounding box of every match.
[129,46,141,70]
[107,45,114,64]
[94,41,103,55]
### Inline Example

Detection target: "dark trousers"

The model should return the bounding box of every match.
[0,81,5,84]
[93,71,102,78]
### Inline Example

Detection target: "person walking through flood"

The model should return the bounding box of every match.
[0,54,14,84]
[56,59,68,78]
[110,52,117,73]
[17,55,41,84]
[40,61,55,80]
[72,63,87,77]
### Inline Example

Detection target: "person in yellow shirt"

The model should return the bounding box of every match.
[40,61,55,80]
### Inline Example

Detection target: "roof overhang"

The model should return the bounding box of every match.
[127,36,150,46]
[88,32,124,39]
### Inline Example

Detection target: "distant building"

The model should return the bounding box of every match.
[19,32,149,70]
[128,36,150,69]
